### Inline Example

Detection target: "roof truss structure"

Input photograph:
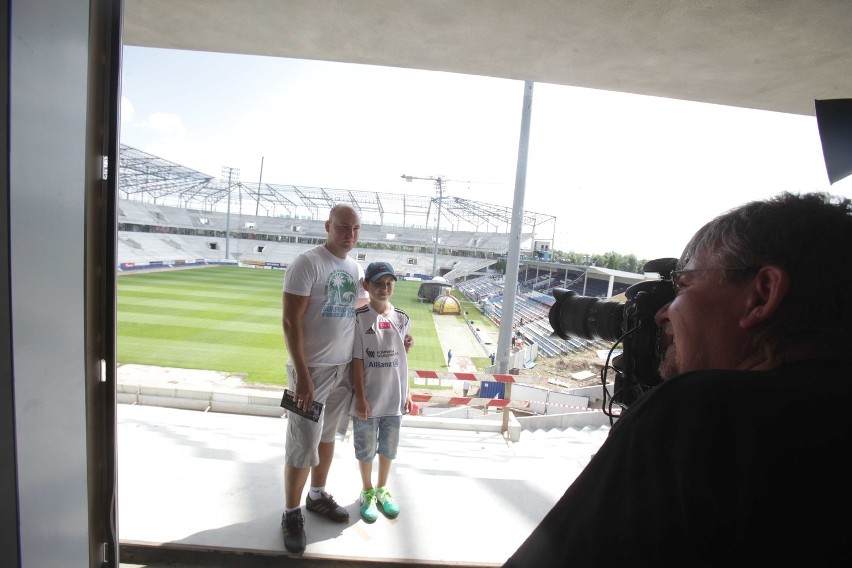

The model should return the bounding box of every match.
[118,144,556,238]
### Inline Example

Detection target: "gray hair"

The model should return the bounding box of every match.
[680,191,851,353]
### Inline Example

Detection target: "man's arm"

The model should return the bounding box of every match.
[403,320,412,412]
[282,291,315,407]
[355,276,369,308]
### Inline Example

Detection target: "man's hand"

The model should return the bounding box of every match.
[294,377,315,411]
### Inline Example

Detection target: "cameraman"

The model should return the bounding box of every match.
[503,192,851,567]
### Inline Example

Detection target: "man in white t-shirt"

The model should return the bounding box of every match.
[280,204,368,554]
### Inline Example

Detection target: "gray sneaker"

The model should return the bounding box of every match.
[306,491,350,523]
[281,509,306,553]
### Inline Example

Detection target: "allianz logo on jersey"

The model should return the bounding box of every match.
[368,359,400,369]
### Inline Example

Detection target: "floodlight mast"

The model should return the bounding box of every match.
[222,166,240,259]
[401,174,445,277]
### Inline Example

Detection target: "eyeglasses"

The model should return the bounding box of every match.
[670,266,760,293]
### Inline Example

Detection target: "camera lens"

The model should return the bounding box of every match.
[549,289,624,342]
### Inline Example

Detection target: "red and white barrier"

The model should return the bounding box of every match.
[411,370,518,384]
[410,370,603,413]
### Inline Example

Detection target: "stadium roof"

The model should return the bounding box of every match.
[124,1,852,118]
[119,144,556,237]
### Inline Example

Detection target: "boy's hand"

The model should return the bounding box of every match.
[404,334,413,352]
[355,397,371,420]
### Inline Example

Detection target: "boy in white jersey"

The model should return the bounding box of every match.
[350,261,412,523]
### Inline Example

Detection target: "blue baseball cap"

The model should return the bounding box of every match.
[365,262,397,282]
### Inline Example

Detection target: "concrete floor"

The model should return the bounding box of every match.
[117,403,608,567]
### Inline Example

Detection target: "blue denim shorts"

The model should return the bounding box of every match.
[352,415,402,462]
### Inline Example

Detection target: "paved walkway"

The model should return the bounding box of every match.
[432,312,494,372]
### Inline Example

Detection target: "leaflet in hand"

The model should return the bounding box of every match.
[280,389,323,422]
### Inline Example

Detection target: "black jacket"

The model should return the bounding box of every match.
[503,359,851,567]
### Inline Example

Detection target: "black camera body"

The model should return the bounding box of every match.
[548,258,678,411]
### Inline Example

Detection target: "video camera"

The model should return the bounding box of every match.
[548,258,678,417]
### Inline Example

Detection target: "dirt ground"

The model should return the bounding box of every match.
[406,346,608,415]
[508,348,608,390]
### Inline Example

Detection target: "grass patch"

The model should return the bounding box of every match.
[118,266,451,386]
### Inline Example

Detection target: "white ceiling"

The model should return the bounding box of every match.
[123,0,852,117]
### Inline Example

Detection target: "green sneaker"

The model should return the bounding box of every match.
[375,486,400,518]
[359,488,378,523]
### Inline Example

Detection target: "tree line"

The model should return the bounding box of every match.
[550,250,647,273]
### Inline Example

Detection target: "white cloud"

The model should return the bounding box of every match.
[120,96,134,123]
[144,112,187,138]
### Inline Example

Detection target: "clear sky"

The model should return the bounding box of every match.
[120,46,851,261]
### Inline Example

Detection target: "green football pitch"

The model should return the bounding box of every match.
[117,265,452,386]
